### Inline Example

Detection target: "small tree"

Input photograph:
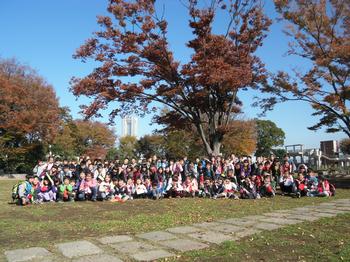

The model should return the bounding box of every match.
[255,119,285,157]
[71,0,271,156]
[118,136,138,159]
[53,119,116,160]
[136,134,164,159]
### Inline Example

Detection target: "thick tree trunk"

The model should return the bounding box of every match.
[212,140,221,157]
[195,123,222,157]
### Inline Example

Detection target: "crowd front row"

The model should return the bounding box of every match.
[11,155,335,205]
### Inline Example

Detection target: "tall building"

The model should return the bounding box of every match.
[121,116,138,137]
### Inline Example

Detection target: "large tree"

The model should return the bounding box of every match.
[258,0,350,137]
[0,58,61,172]
[255,119,285,157]
[71,0,271,157]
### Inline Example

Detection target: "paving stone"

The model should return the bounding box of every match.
[97,235,133,245]
[188,231,235,244]
[307,212,337,218]
[312,208,346,215]
[334,206,350,211]
[275,209,296,214]
[335,203,350,207]
[219,218,256,227]
[56,240,102,258]
[212,223,245,234]
[333,199,350,204]
[259,217,302,225]
[252,222,284,231]
[263,212,291,218]
[160,238,209,251]
[284,214,319,221]
[241,215,267,221]
[4,247,52,262]
[136,231,177,242]
[292,207,314,213]
[110,241,156,254]
[318,202,336,207]
[234,228,261,239]
[166,226,202,234]
[131,250,174,261]
[73,254,123,262]
[192,222,223,229]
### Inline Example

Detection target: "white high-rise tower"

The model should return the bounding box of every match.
[121,116,138,137]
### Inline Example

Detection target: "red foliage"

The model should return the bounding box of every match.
[71,0,271,156]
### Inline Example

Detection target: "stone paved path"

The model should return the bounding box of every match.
[4,198,350,262]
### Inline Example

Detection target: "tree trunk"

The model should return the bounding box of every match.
[212,140,221,157]
[195,123,222,157]
[210,134,222,157]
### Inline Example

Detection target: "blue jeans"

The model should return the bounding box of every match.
[78,187,97,200]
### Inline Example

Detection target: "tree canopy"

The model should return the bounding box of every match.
[258,0,350,137]
[71,0,271,156]
[255,119,285,157]
[0,58,61,172]
[53,118,117,160]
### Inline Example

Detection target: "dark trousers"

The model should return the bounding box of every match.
[78,187,97,200]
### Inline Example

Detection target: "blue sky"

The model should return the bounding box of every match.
[0,0,345,148]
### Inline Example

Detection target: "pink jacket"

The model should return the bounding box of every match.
[79,179,97,192]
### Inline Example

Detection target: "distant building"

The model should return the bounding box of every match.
[121,116,138,137]
[320,140,339,156]
[320,140,339,166]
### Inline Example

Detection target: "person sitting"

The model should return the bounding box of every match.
[295,173,308,198]
[98,174,114,201]
[134,178,147,199]
[240,176,258,199]
[37,175,57,203]
[260,174,275,197]
[58,177,74,202]
[315,176,331,197]
[217,178,238,199]
[78,172,97,201]
[279,171,296,195]
[183,176,198,197]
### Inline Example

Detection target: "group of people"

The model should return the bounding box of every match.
[11,154,335,205]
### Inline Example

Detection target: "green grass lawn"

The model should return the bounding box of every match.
[1,179,350,261]
[172,213,350,262]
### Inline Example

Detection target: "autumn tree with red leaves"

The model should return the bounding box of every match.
[258,0,350,137]
[71,0,271,156]
[0,58,61,172]
[53,117,117,160]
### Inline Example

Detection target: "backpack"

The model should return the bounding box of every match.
[329,183,336,196]
[11,181,25,201]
